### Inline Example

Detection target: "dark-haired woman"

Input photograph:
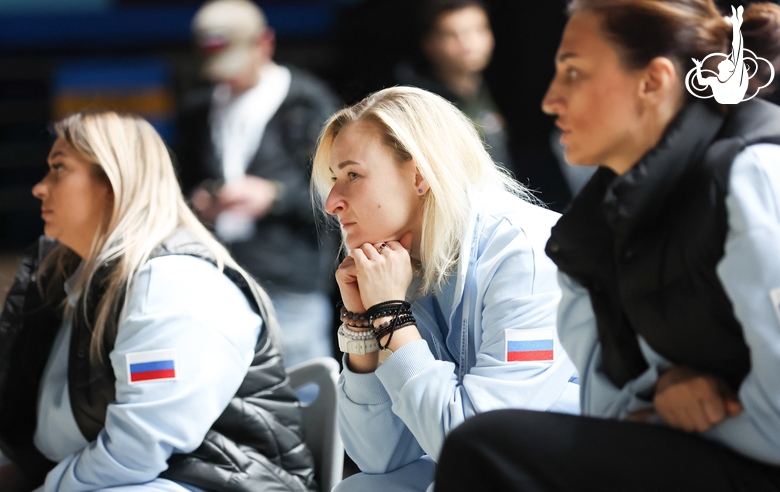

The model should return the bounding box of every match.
[435,1,780,491]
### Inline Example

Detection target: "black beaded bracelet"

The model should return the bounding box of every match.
[338,303,371,328]
[366,300,411,324]
[374,314,417,350]
[373,314,416,341]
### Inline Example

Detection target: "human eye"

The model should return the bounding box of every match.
[566,67,579,81]
[347,172,359,181]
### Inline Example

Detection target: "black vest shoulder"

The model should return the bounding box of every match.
[547,99,780,390]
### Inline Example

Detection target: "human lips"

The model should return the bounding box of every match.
[556,122,572,144]
[41,208,53,219]
[340,220,356,229]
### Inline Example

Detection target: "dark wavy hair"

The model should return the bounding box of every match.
[568,0,780,94]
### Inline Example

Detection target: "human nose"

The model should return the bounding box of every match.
[324,186,345,216]
[541,76,564,116]
[32,176,49,201]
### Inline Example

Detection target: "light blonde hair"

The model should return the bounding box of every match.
[311,86,534,294]
[40,111,278,361]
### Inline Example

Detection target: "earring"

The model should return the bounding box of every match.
[418,189,423,194]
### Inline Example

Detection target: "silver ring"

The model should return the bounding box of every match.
[377,243,388,254]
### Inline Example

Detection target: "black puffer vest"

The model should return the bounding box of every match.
[546,99,780,391]
[0,230,317,491]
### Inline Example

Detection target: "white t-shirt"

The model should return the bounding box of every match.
[209,63,291,242]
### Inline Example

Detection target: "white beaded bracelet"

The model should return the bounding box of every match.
[337,323,379,354]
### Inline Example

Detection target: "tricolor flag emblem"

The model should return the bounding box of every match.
[126,349,177,384]
[505,328,555,362]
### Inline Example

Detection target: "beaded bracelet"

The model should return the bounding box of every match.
[375,315,416,350]
[373,314,416,344]
[338,323,374,340]
[337,324,379,354]
[338,303,371,328]
[365,300,412,324]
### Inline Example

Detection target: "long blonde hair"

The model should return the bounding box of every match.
[311,86,533,294]
[40,111,278,361]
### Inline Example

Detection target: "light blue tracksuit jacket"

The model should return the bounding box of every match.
[337,188,579,477]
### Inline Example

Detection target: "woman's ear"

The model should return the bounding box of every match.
[414,169,430,196]
[639,56,679,104]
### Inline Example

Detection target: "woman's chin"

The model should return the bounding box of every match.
[564,148,599,168]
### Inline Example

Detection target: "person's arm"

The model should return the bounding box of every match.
[371,218,576,460]
[336,359,426,474]
[553,272,664,419]
[41,256,260,491]
[705,143,780,465]
[335,246,426,473]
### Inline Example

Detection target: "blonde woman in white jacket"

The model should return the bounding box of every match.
[311,86,579,492]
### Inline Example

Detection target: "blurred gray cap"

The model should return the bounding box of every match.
[192,0,267,80]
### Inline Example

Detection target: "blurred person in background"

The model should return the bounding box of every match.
[177,0,339,369]
[395,0,514,175]
[435,1,780,491]
[311,86,578,492]
[0,111,316,492]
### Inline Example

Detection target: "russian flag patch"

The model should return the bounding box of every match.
[126,349,177,384]
[505,328,555,362]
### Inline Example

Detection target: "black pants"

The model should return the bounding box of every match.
[435,410,780,492]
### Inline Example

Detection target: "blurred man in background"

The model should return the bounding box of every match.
[395,0,513,173]
[177,0,338,368]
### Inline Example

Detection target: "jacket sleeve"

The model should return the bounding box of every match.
[336,360,426,474]
[360,217,578,463]
[556,272,660,418]
[707,143,780,465]
[41,256,261,491]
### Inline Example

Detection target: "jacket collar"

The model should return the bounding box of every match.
[604,101,724,244]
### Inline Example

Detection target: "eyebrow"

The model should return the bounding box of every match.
[47,151,65,162]
[328,160,360,173]
[557,52,579,63]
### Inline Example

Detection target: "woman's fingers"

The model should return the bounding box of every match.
[336,257,359,290]
[351,245,369,265]
[654,367,734,433]
[398,231,413,251]
[701,388,727,425]
[725,398,744,417]
[385,239,409,254]
[350,241,414,308]
[336,255,357,275]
